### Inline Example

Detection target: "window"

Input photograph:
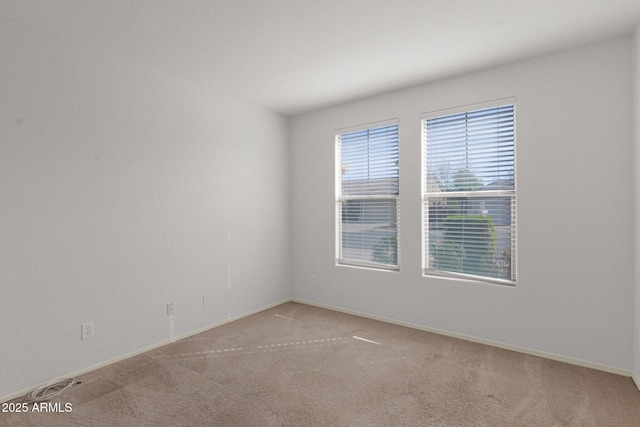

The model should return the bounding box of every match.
[422,101,516,284]
[336,122,399,269]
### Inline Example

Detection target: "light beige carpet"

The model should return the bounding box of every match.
[4,301,640,426]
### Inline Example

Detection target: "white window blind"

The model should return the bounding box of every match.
[336,123,399,269]
[422,102,516,284]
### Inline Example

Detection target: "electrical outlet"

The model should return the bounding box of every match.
[203,295,209,306]
[81,322,94,340]
[311,275,317,285]
[167,302,175,316]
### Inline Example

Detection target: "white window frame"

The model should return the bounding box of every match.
[335,119,400,270]
[421,99,516,285]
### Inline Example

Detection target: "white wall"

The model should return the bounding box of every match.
[0,19,290,399]
[633,22,640,388]
[291,36,635,373]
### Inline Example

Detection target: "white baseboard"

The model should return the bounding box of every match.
[1,298,290,403]
[5,296,635,403]
[292,298,633,378]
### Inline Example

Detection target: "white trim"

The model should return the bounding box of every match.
[633,371,640,391]
[421,97,516,119]
[292,298,633,378]
[0,298,290,403]
[421,100,517,285]
[335,117,399,134]
[423,270,516,287]
[335,121,400,271]
[336,259,400,271]
[420,120,429,273]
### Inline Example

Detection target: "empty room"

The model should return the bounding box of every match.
[2,0,640,425]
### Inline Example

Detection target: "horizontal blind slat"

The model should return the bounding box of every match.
[423,103,515,284]
[338,123,399,268]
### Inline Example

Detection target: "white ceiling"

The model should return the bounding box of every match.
[2,0,640,116]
